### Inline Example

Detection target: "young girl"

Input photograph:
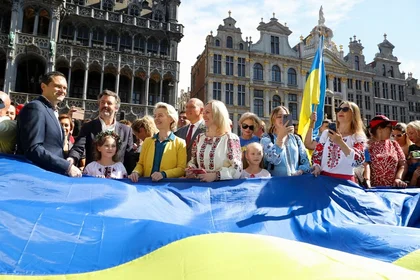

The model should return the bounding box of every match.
[83,131,127,179]
[241,142,271,178]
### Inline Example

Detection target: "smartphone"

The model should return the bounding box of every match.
[71,107,85,120]
[282,114,293,126]
[328,122,337,133]
[191,169,206,174]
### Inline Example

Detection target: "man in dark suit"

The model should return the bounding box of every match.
[68,90,134,171]
[17,72,82,177]
[175,98,206,162]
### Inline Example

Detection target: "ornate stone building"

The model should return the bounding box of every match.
[190,9,419,134]
[0,0,183,119]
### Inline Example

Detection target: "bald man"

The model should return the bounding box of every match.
[0,91,17,154]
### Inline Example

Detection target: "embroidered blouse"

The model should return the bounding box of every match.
[312,130,366,176]
[83,161,127,179]
[240,169,271,179]
[187,132,242,180]
[261,133,311,177]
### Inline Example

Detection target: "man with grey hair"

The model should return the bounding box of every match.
[0,91,17,154]
[175,98,206,162]
[68,89,134,171]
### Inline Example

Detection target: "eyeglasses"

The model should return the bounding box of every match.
[242,124,254,131]
[335,107,351,113]
[392,133,404,138]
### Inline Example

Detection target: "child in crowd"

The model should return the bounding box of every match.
[241,142,271,178]
[83,131,127,179]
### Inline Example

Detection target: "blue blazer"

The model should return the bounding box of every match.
[17,96,70,174]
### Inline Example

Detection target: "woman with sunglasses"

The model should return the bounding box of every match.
[406,120,420,186]
[392,123,412,158]
[312,101,366,182]
[261,106,310,177]
[239,112,261,150]
[363,116,407,188]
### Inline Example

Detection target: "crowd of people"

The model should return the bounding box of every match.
[1,71,420,188]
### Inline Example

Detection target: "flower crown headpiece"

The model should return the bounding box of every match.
[94,130,122,150]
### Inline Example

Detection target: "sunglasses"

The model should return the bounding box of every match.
[242,124,254,131]
[335,107,351,113]
[392,133,404,138]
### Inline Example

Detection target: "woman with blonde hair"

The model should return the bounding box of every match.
[129,102,186,182]
[261,106,310,177]
[405,120,420,186]
[392,123,412,158]
[131,115,158,152]
[238,112,261,149]
[186,100,242,182]
[312,101,366,182]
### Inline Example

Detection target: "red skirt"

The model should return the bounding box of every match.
[321,171,356,183]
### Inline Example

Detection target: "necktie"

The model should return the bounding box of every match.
[186,124,194,146]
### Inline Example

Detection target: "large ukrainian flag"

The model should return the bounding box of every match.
[298,35,326,141]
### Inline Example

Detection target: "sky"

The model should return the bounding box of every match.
[177,0,420,94]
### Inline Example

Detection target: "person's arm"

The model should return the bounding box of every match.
[304,112,317,150]
[162,138,187,178]
[295,136,311,174]
[362,162,371,188]
[19,103,71,174]
[217,135,242,180]
[68,122,89,164]
[260,135,285,165]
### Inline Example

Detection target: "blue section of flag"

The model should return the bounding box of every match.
[0,155,419,275]
[312,36,327,138]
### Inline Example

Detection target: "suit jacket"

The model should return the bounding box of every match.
[175,121,206,162]
[132,135,186,178]
[69,119,134,169]
[17,96,71,174]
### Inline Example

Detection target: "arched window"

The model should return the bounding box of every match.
[226,36,233,48]
[60,23,74,43]
[215,39,220,47]
[239,43,244,50]
[102,0,114,11]
[355,56,360,71]
[389,66,394,78]
[147,37,159,54]
[272,95,281,108]
[129,5,140,16]
[38,9,50,36]
[287,68,297,85]
[272,65,281,82]
[91,28,104,48]
[253,63,263,80]
[120,32,132,52]
[22,7,36,34]
[382,64,386,76]
[106,30,118,51]
[133,35,145,53]
[76,25,89,46]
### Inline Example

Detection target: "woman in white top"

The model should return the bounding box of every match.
[186,100,242,182]
[312,101,366,182]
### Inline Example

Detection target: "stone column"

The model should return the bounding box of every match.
[100,69,104,93]
[67,67,72,92]
[221,82,226,102]
[245,84,250,107]
[233,112,239,134]
[300,69,306,89]
[130,70,135,104]
[283,63,288,85]
[264,89,270,118]
[33,12,39,35]
[82,66,88,100]
[207,79,213,102]
[233,56,238,77]
[115,72,120,95]
[159,77,163,102]
[341,77,347,102]
[233,82,238,106]
[249,86,254,112]
[264,60,269,85]
[221,54,226,75]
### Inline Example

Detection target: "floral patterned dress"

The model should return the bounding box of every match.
[312,130,366,177]
[187,132,242,180]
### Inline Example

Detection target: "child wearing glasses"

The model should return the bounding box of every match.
[239,113,262,151]
[312,101,366,183]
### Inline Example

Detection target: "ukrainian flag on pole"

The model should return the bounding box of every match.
[298,35,326,141]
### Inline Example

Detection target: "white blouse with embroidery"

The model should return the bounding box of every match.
[187,132,242,180]
[83,161,127,179]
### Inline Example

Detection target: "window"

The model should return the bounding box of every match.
[238,85,245,106]
[348,93,354,102]
[412,88,416,95]
[120,33,132,52]
[225,83,234,105]
[382,82,388,99]
[226,36,233,48]
[375,104,381,115]
[271,36,279,54]
[272,65,281,82]
[347,78,353,89]
[253,63,263,80]
[398,85,405,101]
[400,107,406,123]
[356,94,362,109]
[410,115,415,122]
[239,43,244,50]
[390,84,396,100]
[365,115,372,126]
[416,103,420,113]
[374,81,380,97]
[289,93,297,102]
[38,9,50,36]
[384,105,390,116]
[160,39,169,56]
[129,5,140,16]
[103,0,114,11]
[253,90,264,117]
[213,82,221,100]
[213,54,221,74]
[326,75,329,89]
[288,94,298,120]
[389,66,394,78]
[333,77,341,92]
[287,68,297,85]
[215,39,220,47]
[147,37,159,54]
[22,7,35,34]
[364,81,370,92]
[225,56,234,76]
[76,25,89,46]
[272,95,281,108]
[364,96,371,110]
[409,102,414,111]
[355,80,362,91]
[92,28,104,48]
[133,35,145,53]
[355,56,360,71]
[392,106,398,120]
[237,57,245,77]
[382,64,386,76]
[60,24,74,43]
